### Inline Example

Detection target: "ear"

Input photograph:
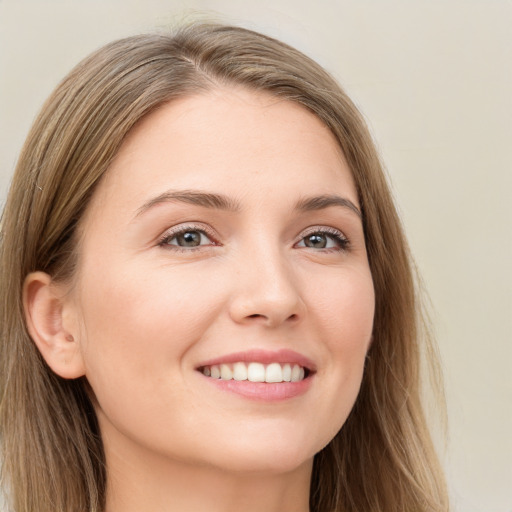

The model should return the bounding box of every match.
[23,271,86,379]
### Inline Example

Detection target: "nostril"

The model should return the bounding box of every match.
[245,312,299,323]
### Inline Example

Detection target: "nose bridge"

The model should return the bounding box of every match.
[229,235,304,326]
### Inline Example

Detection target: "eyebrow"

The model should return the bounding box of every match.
[135,190,361,219]
[135,190,241,217]
[295,194,362,218]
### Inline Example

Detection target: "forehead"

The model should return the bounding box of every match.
[85,87,358,220]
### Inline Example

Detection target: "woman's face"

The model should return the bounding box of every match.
[69,87,375,475]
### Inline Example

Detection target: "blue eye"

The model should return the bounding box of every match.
[160,229,213,248]
[296,230,349,250]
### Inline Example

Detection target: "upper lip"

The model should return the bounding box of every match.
[196,349,316,372]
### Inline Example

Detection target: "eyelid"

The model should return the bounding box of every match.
[156,223,349,251]
[299,225,346,238]
[157,223,219,248]
[295,225,350,249]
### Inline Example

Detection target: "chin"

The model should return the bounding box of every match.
[211,451,314,475]
[194,431,321,475]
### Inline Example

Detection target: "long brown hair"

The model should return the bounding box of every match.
[0,23,448,511]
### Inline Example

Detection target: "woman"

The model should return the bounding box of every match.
[0,23,448,512]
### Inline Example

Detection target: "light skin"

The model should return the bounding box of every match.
[24,87,375,512]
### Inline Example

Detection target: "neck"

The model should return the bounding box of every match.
[103,433,312,512]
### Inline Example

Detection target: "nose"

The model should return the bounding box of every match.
[228,247,305,328]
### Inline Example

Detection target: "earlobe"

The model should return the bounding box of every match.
[23,271,86,379]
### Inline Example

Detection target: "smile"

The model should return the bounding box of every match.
[200,362,307,383]
[196,349,316,400]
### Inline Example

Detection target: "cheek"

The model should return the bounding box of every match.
[306,265,374,434]
[80,256,218,329]
[74,260,223,392]
[73,261,229,453]
[311,264,375,347]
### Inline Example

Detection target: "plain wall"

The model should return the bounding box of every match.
[0,1,510,511]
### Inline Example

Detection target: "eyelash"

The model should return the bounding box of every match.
[157,225,349,252]
[297,226,350,251]
[157,224,219,252]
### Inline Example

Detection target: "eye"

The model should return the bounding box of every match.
[295,228,349,251]
[159,227,215,249]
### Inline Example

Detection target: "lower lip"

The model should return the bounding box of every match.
[201,374,314,401]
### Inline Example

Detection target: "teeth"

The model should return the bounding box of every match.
[247,362,265,382]
[291,364,302,382]
[233,362,248,381]
[220,364,233,380]
[201,362,307,383]
[265,362,283,383]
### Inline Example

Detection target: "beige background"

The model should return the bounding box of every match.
[0,1,510,511]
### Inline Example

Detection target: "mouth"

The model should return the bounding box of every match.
[198,362,311,383]
[195,349,316,396]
